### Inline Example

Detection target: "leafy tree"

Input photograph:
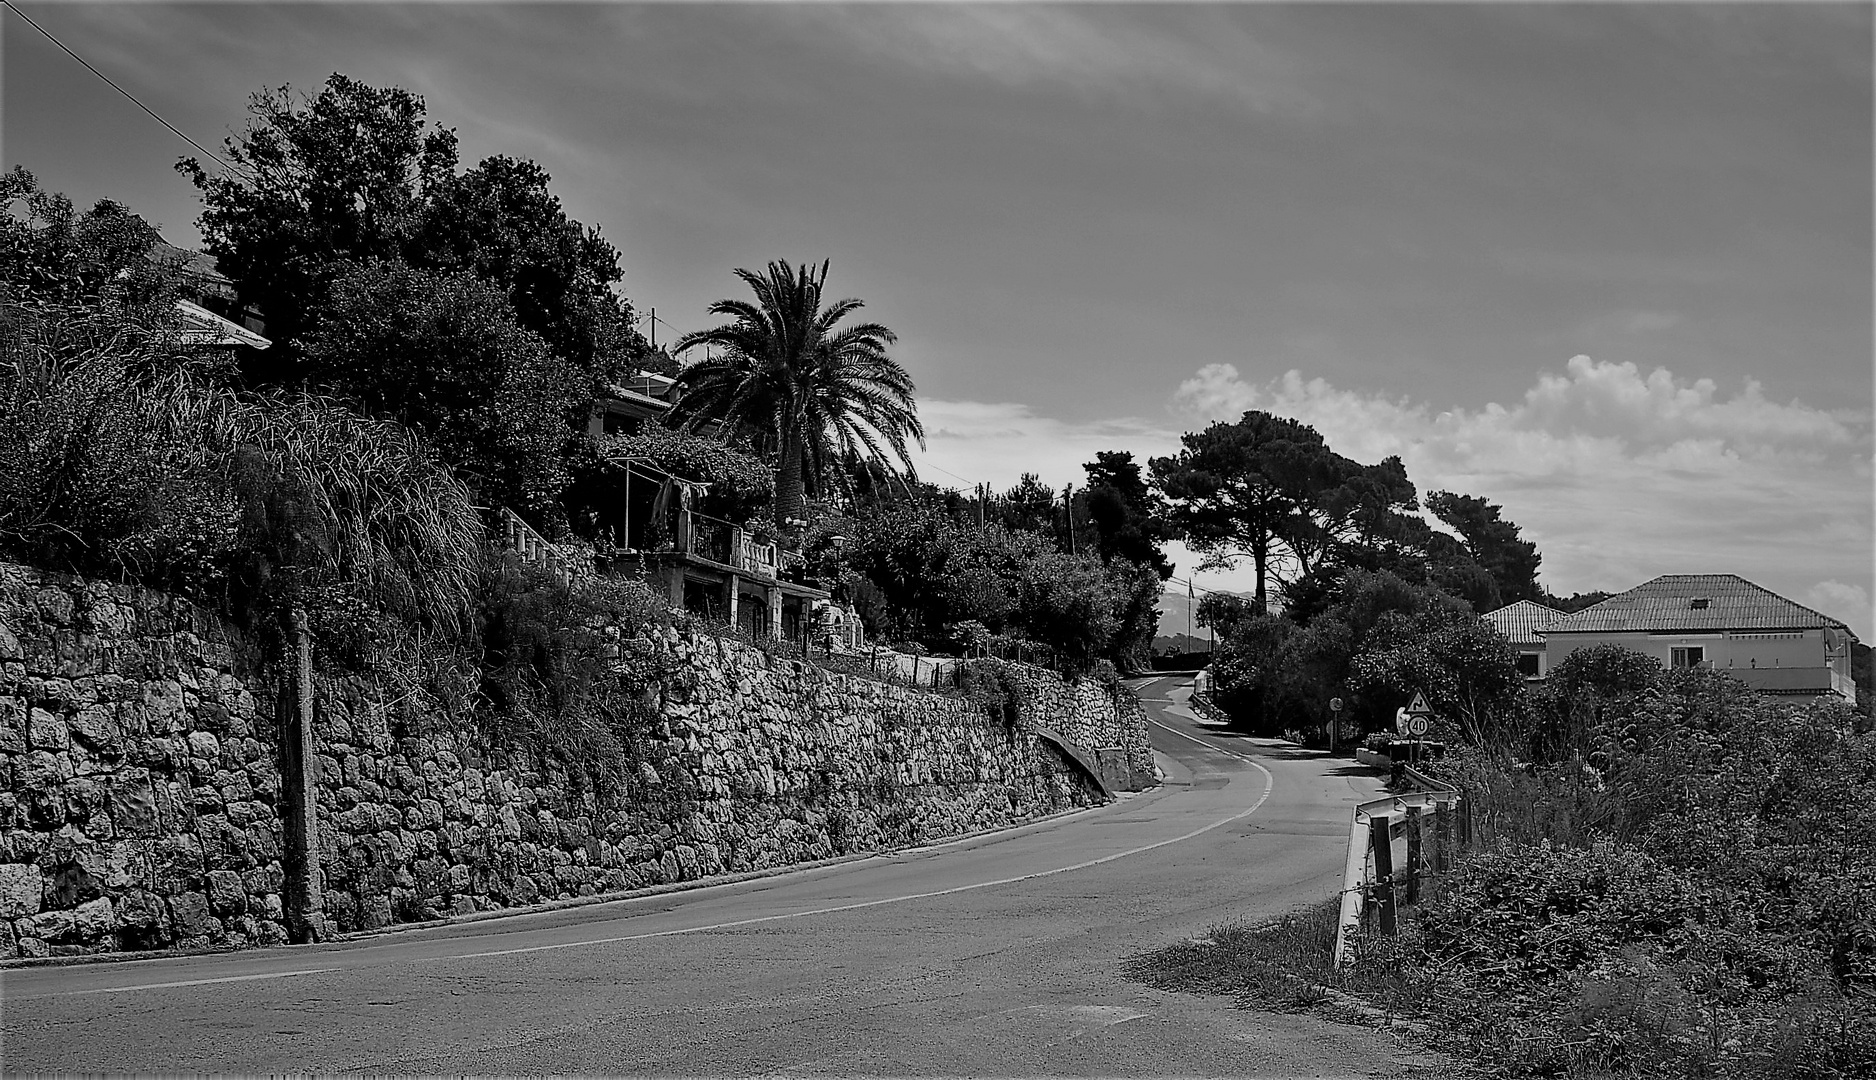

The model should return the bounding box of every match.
[1209,566,1510,736]
[1150,411,1343,611]
[180,75,654,392]
[2,167,182,326]
[408,154,653,385]
[670,260,923,527]
[1531,643,1665,762]
[1347,604,1525,743]
[1013,549,1122,666]
[1546,588,1613,614]
[179,75,457,379]
[298,260,584,523]
[1207,612,1299,728]
[999,473,1058,536]
[1426,489,1543,604]
[1082,450,1172,576]
[1321,455,1420,566]
[1196,592,1255,639]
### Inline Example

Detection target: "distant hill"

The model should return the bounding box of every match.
[1153,585,1256,642]
[1156,587,1201,641]
[1151,632,1213,657]
[1151,584,1254,656]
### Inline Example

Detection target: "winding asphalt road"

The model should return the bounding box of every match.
[1,675,1440,1077]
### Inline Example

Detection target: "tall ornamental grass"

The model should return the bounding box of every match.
[0,301,482,644]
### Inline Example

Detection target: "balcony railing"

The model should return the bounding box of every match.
[673,509,780,580]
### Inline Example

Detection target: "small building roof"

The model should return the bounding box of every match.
[174,299,269,349]
[1483,599,1564,647]
[1538,574,1851,637]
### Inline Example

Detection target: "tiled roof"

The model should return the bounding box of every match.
[1539,575,1849,636]
[1483,600,1564,646]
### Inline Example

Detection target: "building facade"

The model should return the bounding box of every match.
[1483,599,1565,681]
[1538,574,1858,702]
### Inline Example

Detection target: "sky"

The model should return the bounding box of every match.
[6,3,1872,637]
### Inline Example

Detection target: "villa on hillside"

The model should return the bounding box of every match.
[146,241,850,648]
[1537,574,1858,702]
[581,372,847,647]
[1484,599,1565,681]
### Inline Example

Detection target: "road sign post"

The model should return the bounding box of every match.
[1403,690,1434,769]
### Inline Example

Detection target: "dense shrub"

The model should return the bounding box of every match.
[477,563,670,788]
[0,301,485,654]
[1208,568,1522,738]
[1361,665,1876,1077]
[841,494,1143,669]
[299,259,587,525]
[0,308,239,596]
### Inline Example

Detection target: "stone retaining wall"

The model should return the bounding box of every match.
[0,566,285,958]
[0,565,1153,957]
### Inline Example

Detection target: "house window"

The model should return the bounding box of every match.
[1671,646,1705,669]
[1517,653,1541,677]
[601,412,644,436]
[1690,598,1710,609]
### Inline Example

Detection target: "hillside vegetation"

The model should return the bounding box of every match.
[1136,652,1876,1079]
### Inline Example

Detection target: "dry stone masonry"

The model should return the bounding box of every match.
[0,564,1155,958]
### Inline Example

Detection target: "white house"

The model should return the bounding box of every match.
[1483,599,1565,681]
[1537,574,1858,702]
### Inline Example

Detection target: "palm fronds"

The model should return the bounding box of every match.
[669,260,924,520]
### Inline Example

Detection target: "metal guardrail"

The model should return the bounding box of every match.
[1332,767,1463,968]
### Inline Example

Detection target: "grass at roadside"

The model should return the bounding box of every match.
[1125,899,1341,1012]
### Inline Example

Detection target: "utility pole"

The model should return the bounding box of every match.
[1063,483,1076,555]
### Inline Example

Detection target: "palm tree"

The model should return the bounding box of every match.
[670,260,923,530]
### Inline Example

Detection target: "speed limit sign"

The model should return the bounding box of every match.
[1407,715,1429,737]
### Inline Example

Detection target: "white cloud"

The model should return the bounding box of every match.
[1171,357,1874,637]
[811,6,1319,117]
[910,399,1181,494]
[912,360,1873,639]
[1803,581,1873,642]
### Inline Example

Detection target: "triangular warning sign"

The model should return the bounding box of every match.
[1405,690,1432,716]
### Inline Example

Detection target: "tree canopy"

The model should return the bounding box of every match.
[1427,489,1543,605]
[1082,450,1172,577]
[298,259,585,521]
[670,260,923,527]
[180,74,656,526]
[182,75,651,391]
[2,167,181,325]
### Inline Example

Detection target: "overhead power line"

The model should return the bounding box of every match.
[3,0,247,178]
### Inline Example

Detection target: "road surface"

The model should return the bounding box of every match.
[2,675,1440,1077]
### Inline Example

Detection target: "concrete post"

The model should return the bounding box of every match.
[278,606,326,943]
[767,586,783,641]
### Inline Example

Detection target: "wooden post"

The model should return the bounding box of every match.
[278,606,326,943]
[1404,805,1423,906]
[1368,813,1397,936]
[1434,800,1454,873]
